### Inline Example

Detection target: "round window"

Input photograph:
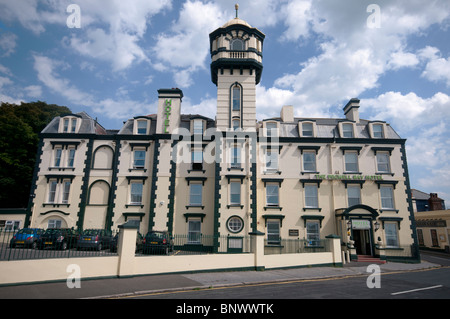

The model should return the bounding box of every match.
[227,216,244,233]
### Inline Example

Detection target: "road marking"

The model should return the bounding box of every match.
[391,285,443,296]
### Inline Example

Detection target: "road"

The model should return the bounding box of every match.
[116,266,450,299]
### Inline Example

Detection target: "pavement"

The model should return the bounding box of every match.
[0,258,443,299]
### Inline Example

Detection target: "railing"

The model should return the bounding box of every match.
[137,234,254,256]
[0,229,119,261]
[264,238,331,255]
[228,51,248,59]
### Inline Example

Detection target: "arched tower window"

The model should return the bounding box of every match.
[231,38,244,51]
[232,85,241,111]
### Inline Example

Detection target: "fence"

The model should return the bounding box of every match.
[0,228,118,261]
[138,234,254,256]
[264,238,331,255]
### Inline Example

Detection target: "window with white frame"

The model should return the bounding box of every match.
[48,180,58,203]
[230,145,241,168]
[385,223,399,248]
[60,117,78,133]
[372,124,384,138]
[306,221,320,246]
[302,122,314,137]
[48,219,62,229]
[62,181,71,204]
[5,220,20,231]
[342,123,354,138]
[266,183,279,207]
[344,152,359,173]
[347,185,361,207]
[193,119,203,135]
[188,219,201,244]
[305,184,319,208]
[380,186,395,209]
[54,148,62,167]
[376,152,391,173]
[265,122,278,137]
[133,149,146,169]
[302,151,316,172]
[189,183,203,206]
[63,118,69,132]
[130,182,143,205]
[265,149,278,171]
[52,146,77,169]
[47,179,72,204]
[67,148,76,167]
[267,220,280,245]
[227,216,243,233]
[71,118,77,133]
[136,120,148,135]
[230,181,241,206]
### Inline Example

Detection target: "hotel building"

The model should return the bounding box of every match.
[21,12,420,262]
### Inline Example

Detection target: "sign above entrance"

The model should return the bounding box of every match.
[352,220,371,230]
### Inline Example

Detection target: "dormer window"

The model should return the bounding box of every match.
[192,119,204,135]
[369,122,385,138]
[265,122,278,137]
[340,123,354,138]
[299,121,316,137]
[59,116,79,133]
[133,117,150,135]
[137,120,147,134]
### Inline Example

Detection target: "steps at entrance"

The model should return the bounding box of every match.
[356,255,386,264]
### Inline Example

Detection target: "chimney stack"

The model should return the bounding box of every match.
[343,98,360,123]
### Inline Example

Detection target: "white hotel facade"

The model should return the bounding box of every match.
[22,14,419,262]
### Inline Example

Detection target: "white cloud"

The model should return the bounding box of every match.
[33,54,153,119]
[388,51,420,70]
[0,32,18,57]
[420,50,450,86]
[24,85,42,98]
[153,0,224,87]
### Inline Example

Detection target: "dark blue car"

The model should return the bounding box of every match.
[10,228,45,249]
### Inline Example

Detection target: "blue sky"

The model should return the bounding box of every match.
[1,0,450,204]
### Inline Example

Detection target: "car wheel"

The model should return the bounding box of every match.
[31,241,37,249]
[61,242,68,250]
[97,243,102,251]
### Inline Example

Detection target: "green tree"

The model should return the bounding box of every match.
[0,101,71,208]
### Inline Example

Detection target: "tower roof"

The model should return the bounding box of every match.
[222,17,252,28]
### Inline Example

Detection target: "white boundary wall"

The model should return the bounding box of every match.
[0,224,342,285]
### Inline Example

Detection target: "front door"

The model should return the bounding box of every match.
[353,229,372,255]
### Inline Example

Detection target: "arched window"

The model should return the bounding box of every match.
[232,85,241,111]
[231,38,244,51]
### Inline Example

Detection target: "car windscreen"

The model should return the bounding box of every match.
[146,232,164,239]
[18,229,35,234]
[82,229,101,236]
[44,229,60,235]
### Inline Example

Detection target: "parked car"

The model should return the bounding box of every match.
[9,228,44,249]
[37,228,78,250]
[142,231,174,255]
[110,232,144,253]
[77,229,113,251]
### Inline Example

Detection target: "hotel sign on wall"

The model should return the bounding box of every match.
[164,99,171,133]
[352,220,371,230]
[314,174,383,181]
